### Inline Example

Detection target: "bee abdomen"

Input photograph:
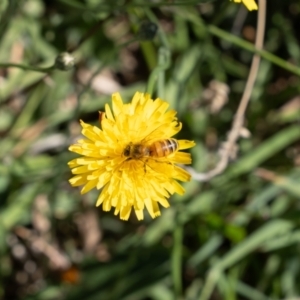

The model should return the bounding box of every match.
[150,139,178,157]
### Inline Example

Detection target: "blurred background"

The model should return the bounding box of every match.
[1,0,300,299]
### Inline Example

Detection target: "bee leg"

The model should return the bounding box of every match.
[143,158,152,174]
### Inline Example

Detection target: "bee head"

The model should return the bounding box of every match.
[123,145,131,157]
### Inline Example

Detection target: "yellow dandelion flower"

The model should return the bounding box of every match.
[68,92,195,221]
[231,0,258,11]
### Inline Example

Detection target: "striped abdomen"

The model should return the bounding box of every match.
[149,139,178,157]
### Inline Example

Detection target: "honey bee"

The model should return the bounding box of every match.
[123,139,179,160]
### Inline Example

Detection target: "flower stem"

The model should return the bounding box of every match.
[0,63,55,73]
